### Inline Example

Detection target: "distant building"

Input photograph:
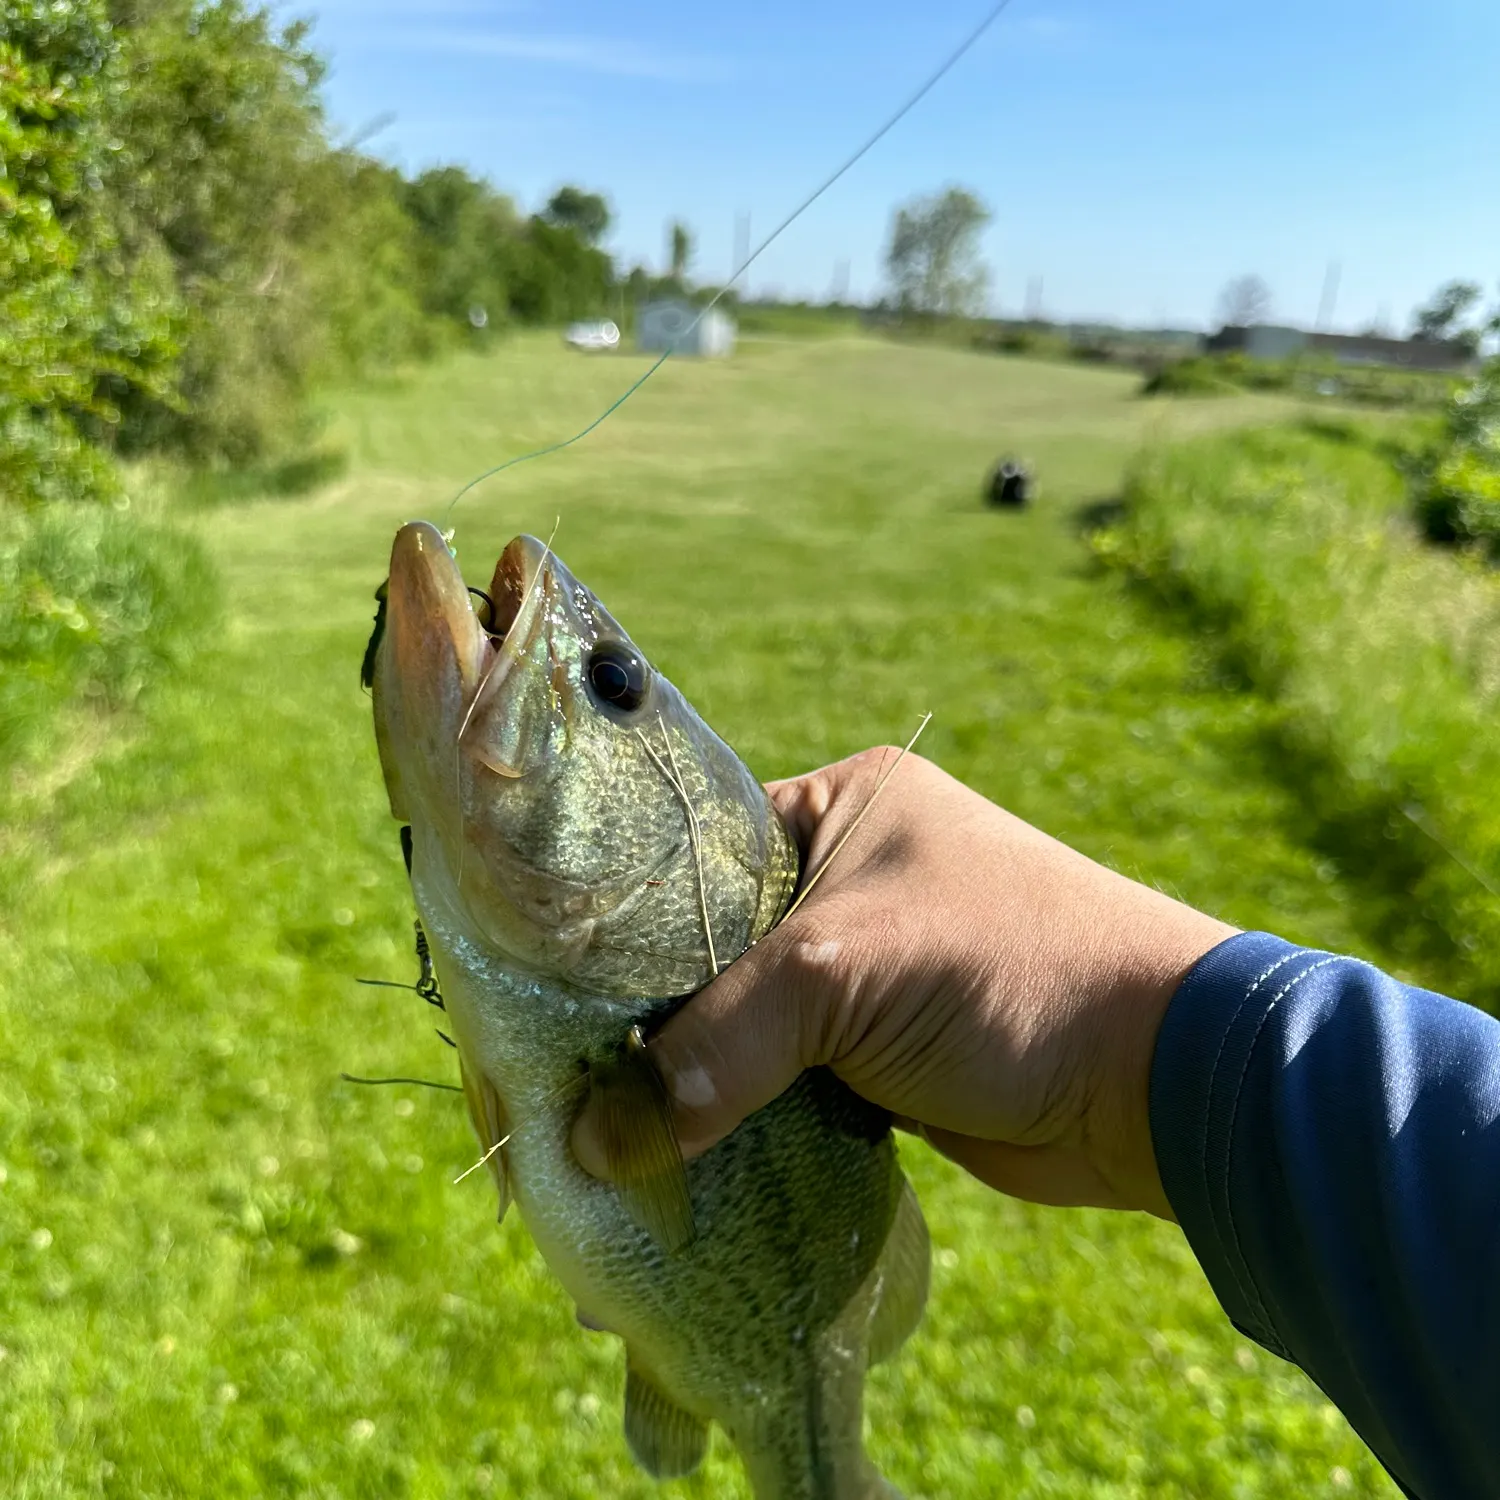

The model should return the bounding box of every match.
[637,298,735,358]
[1305,330,1476,372]
[1207,324,1307,361]
[1206,323,1475,374]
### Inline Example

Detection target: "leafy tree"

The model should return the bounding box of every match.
[669,220,694,281]
[0,0,178,505]
[5,0,623,487]
[885,187,991,318]
[401,166,521,329]
[508,218,614,324]
[624,265,652,307]
[1215,274,1273,329]
[543,185,610,246]
[298,152,432,374]
[399,167,614,330]
[100,0,355,460]
[1411,280,1484,352]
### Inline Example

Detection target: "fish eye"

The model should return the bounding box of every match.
[586,643,649,714]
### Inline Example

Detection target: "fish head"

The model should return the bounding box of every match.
[370,522,797,1000]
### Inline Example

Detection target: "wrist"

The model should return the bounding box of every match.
[1082,905,1237,1219]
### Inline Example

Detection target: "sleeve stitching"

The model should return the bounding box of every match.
[1219,954,1347,1339]
[1197,949,1303,1229]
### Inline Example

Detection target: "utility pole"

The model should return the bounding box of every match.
[1315,260,1342,332]
[1025,275,1044,323]
[831,258,851,304]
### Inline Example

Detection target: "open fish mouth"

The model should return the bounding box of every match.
[371,521,567,821]
[384,521,552,706]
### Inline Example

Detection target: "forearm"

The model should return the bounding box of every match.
[1151,932,1500,1500]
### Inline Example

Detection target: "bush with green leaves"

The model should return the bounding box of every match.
[0,501,215,766]
[399,167,616,335]
[0,0,179,507]
[1143,353,1459,408]
[7,3,622,478]
[400,166,523,332]
[100,0,440,462]
[1414,367,1500,557]
[1140,357,1240,397]
[1095,424,1500,1004]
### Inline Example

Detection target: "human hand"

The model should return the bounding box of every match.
[574,749,1235,1219]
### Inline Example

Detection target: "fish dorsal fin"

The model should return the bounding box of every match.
[587,1026,696,1253]
[624,1358,709,1478]
[867,1179,930,1367]
[459,1053,512,1224]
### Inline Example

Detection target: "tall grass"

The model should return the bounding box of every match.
[1096,422,1500,1001]
[1142,355,1461,409]
[0,502,216,773]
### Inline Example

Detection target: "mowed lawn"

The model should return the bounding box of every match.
[1,336,1401,1498]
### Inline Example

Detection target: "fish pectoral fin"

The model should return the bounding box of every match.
[587,1029,695,1254]
[624,1360,709,1479]
[868,1179,931,1367]
[459,1053,513,1224]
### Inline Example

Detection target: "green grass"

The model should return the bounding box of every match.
[1,335,1403,1497]
[1141,353,1463,409]
[1098,421,1500,1005]
[0,502,215,776]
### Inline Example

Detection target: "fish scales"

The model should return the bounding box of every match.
[370,522,929,1499]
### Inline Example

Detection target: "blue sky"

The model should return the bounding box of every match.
[296,0,1498,331]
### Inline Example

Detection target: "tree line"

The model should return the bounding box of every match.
[1215,274,1500,350]
[5,0,1492,518]
[879,188,1497,358]
[1,0,619,509]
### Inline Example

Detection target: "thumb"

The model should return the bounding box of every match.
[572,923,835,1178]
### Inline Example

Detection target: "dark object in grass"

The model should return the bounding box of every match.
[987,457,1032,508]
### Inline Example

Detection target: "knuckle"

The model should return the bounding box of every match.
[782,917,872,1065]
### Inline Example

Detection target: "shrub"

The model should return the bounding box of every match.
[1413,370,1500,557]
[1143,353,1458,408]
[102,0,394,462]
[0,0,179,507]
[1095,425,1500,1003]
[0,501,216,768]
[1140,358,1238,397]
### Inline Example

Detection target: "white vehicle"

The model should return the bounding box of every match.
[563,319,621,351]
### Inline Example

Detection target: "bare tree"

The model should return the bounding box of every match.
[1215,274,1273,329]
[885,187,991,317]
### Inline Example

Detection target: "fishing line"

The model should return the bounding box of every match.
[782,712,933,923]
[636,716,720,975]
[454,1131,512,1185]
[443,0,1020,526]
[340,1072,464,1093]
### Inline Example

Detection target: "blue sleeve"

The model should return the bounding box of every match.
[1150,931,1500,1500]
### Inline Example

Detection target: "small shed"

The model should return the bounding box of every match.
[637,298,735,358]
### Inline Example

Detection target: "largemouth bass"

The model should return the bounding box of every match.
[367,521,929,1499]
